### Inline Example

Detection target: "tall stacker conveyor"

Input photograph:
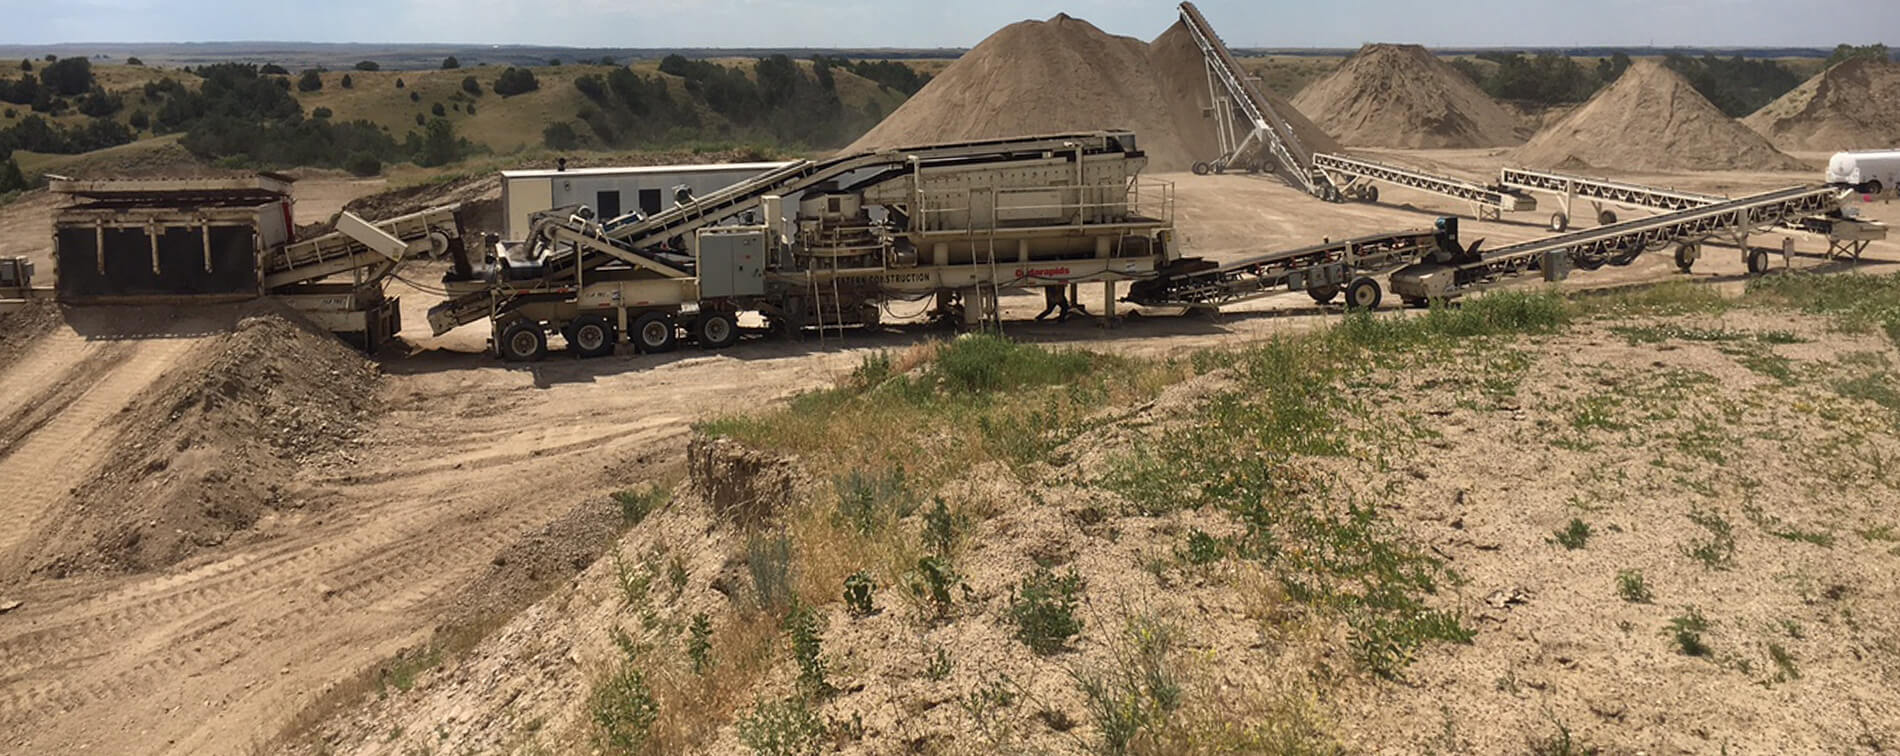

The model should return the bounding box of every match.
[1177,1,1338,200]
[1389,185,1855,302]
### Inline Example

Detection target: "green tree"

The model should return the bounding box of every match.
[38,57,95,96]
[17,60,29,72]
[493,67,539,96]
[340,73,353,89]
[126,56,144,66]
[461,76,481,96]
[354,60,380,71]
[1827,43,1893,67]
[431,102,445,117]
[0,155,27,193]
[441,56,460,69]
[261,63,288,75]
[412,117,463,166]
[297,69,322,92]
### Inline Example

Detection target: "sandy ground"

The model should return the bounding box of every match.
[0,153,1895,754]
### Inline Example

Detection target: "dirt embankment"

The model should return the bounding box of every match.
[1516,60,1809,172]
[18,303,383,578]
[847,14,1336,173]
[1744,57,1900,152]
[1292,43,1528,149]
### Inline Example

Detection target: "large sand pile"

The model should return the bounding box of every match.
[1744,57,1900,152]
[1291,44,1526,149]
[846,14,1336,173]
[1516,61,1808,172]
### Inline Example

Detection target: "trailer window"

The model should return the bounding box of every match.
[639,188,663,215]
[596,190,622,219]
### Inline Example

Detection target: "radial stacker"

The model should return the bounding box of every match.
[1177,1,1339,199]
[1126,221,1460,311]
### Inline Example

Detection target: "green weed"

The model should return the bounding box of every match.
[1616,570,1653,603]
[842,570,877,618]
[786,602,831,697]
[612,484,668,525]
[1553,519,1593,550]
[1683,508,1737,570]
[736,696,828,756]
[688,613,713,675]
[589,660,659,754]
[1007,568,1085,655]
[746,534,796,612]
[1666,608,1713,657]
[1073,616,1184,755]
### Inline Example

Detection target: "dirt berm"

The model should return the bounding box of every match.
[1516,60,1808,172]
[21,303,382,578]
[1744,57,1900,152]
[1292,43,1528,149]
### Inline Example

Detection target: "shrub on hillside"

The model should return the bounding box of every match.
[311,106,332,119]
[354,60,379,72]
[431,102,445,117]
[461,76,480,96]
[492,67,539,96]
[296,70,322,92]
[345,152,381,177]
[441,56,459,70]
[340,74,353,89]
[260,63,288,75]
[543,121,580,150]
[126,57,143,66]
[38,57,94,96]
[127,110,148,130]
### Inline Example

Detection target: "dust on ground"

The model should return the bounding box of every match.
[1292,43,1528,149]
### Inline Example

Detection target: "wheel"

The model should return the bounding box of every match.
[631,312,678,353]
[1344,277,1383,311]
[498,320,547,362]
[1549,213,1570,232]
[693,310,739,349]
[1191,161,1212,176]
[1403,297,1430,309]
[1363,185,1380,203]
[1867,181,1884,196]
[1597,210,1618,226]
[1309,284,1340,304]
[1746,248,1771,275]
[568,315,615,358]
[1674,243,1700,273]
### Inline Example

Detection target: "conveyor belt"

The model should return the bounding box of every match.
[1392,185,1846,300]
[1177,2,1334,198]
[262,206,460,290]
[1128,227,1443,308]
[1500,167,1885,241]
[1316,153,1536,214]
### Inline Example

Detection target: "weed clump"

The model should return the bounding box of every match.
[590,658,660,753]
[842,570,877,618]
[736,695,828,756]
[1553,518,1593,550]
[1007,567,1085,655]
[1615,570,1653,603]
[612,484,668,525]
[1666,608,1713,657]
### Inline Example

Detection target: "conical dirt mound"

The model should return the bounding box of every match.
[1516,61,1808,172]
[1744,57,1900,152]
[1291,44,1526,149]
[846,15,1337,173]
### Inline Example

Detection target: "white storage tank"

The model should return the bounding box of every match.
[1827,150,1900,195]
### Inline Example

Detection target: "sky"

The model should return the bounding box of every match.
[2,0,1895,48]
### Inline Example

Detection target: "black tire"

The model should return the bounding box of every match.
[1549,213,1569,232]
[1747,248,1771,275]
[498,320,547,362]
[694,310,739,349]
[569,315,615,358]
[1607,242,1643,267]
[1345,277,1383,312]
[1674,243,1699,274]
[1191,161,1212,176]
[1597,210,1618,226]
[1867,181,1884,196]
[1363,185,1380,203]
[631,312,678,353]
[1309,284,1341,304]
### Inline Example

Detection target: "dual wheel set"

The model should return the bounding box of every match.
[497,310,741,362]
[1547,209,1619,232]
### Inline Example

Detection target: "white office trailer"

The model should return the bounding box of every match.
[500,162,799,241]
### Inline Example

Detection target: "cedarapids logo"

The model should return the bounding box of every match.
[1014,267,1072,279]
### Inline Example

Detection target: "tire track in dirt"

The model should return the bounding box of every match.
[0,409,683,753]
[0,337,198,570]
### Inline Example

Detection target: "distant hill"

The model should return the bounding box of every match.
[0,43,966,71]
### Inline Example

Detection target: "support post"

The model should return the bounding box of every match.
[1100,281,1116,328]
